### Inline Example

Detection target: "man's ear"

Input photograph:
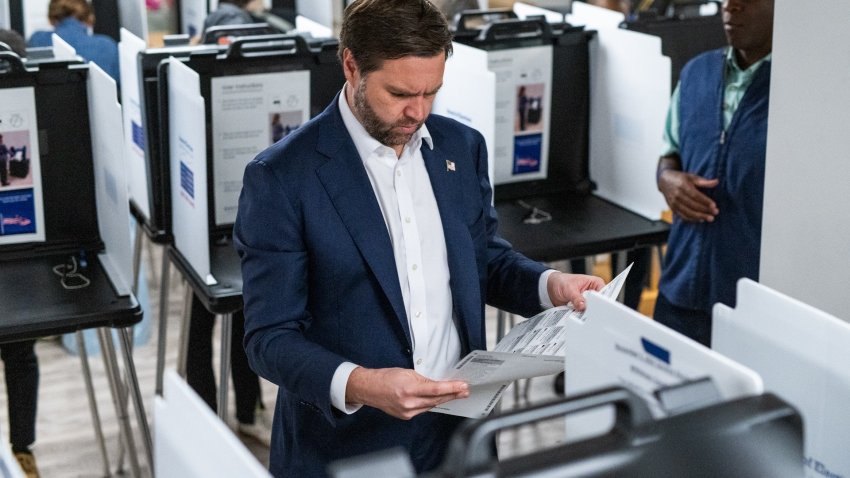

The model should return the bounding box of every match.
[342,48,359,85]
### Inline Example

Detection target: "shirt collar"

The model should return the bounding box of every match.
[337,84,433,163]
[725,46,772,76]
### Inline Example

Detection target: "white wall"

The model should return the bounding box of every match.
[760,0,850,322]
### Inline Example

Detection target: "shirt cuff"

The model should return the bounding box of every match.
[330,362,363,415]
[538,269,558,309]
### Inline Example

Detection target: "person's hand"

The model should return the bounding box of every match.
[658,169,719,222]
[547,272,605,310]
[345,367,469,420]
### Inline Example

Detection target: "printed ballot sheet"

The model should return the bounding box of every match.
[431,265,633,418]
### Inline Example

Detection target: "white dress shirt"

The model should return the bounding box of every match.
[330,88,555,413]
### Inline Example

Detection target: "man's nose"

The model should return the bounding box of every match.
[404,97,428,122]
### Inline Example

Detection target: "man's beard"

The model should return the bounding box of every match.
[353,79,423,148]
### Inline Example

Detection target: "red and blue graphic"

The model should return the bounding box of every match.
[513,133,543,174]
[0,188,37,235]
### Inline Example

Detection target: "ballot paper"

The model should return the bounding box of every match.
[430,264,633,418]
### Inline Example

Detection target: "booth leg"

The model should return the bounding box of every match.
[119,327,154,471]
[177,282,192,379]
[217,313,233,422]
[76,331,111,478]
[155,250,172,396]
[97,328,141,478]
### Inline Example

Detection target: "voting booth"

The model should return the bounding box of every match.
[0,51,152,476]
[714,279,850,478]
[561,1,726,219]
[437,13,594,198]
[620,1,724,88]
[161,32,344,418]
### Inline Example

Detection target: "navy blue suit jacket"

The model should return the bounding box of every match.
[234,95,548,477]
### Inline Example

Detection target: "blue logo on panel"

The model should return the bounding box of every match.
[180,161,194,200]
[641,337,670,364]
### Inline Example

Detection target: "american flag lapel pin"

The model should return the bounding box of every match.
[446,160,456,172]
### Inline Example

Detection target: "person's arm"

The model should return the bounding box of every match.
[235,159,350,424]
[656,154,719,223]
[656,83,719,223]
[345,367,469,420]
[537,269,604,311]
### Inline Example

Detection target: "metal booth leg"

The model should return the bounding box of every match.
[119,327,154,471]
[155,249,172,396]
[177,281,193,378]
[131,223,144,295]
[76,331,111,477]
[218,313,233,422]
[97,328,141,478]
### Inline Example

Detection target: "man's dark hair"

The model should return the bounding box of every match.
[339,0,453,75]
[0,29,27,57]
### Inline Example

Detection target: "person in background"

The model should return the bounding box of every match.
[235,0,604,475]
[0,27,42,478]
[27,0,119,83]
[654,0,774,346]
[202,0,264,32]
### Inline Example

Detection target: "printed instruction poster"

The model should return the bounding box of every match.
[488,45,553,185]
[211,70,310,225]
[0,87,46,245]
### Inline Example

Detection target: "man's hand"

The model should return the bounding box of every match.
[547,272,605,310]
[345,367,469,420]
[657,168,719,223]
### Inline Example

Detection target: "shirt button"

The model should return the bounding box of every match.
[412,264,418,271]
[396,170,402,177]
[415,311,422,318]
[416,358,423,365]
[405,216,411,223]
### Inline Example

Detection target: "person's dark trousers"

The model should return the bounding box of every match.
[618,248,651,310]
[653,292,712,347]
[185,294,261,424]
[0,340,39,452]
[1,158,8,185]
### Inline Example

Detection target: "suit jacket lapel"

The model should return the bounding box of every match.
[421,143,483,353]
[313,98,411,345]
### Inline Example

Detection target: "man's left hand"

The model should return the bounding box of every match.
[547,272,605,310]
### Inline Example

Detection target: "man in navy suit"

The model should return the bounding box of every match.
[234,1,603,476]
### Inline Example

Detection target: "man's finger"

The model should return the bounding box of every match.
[416,379,469,398]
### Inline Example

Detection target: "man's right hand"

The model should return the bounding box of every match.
[658,168,720,223]
[345,367,469,420]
